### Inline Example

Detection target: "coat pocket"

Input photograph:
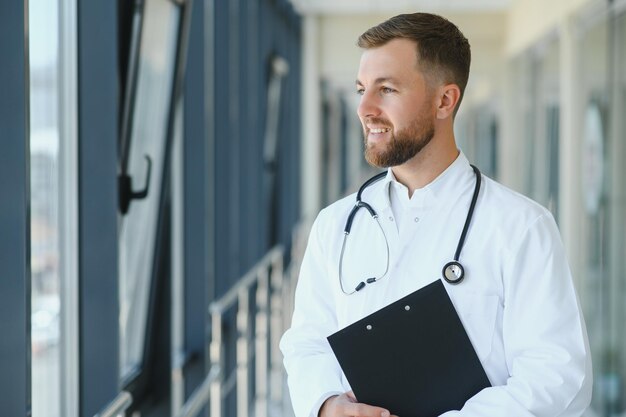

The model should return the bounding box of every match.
[450,292,500,363]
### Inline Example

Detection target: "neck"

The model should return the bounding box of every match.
[390,129,459,198]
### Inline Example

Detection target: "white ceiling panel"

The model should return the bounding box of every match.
[290,0,512,15]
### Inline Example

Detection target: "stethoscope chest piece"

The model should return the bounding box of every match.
[442,261,465,284]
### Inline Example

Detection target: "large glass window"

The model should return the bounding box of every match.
[119,0,181,378]
[593,9,626,416]
[577,10,626,415]
[611,11,626,416]
[615,12,626,412]
[29,0,61,416]
[455,105,499,179]
[536,40,560,217]
[516,39,561,218]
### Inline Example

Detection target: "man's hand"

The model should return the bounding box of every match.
[319,391,395,417]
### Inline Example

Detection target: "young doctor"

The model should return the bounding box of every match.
[280,12,592,417]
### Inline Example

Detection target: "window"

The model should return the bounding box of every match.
[29,0,61,416]
[119,0,181,379]
[577,11,626,415]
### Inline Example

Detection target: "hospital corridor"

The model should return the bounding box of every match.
[1,0,626,416]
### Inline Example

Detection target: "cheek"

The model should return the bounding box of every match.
[389,105,419,128]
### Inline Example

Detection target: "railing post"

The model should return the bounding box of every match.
[179,245,297,417]
[255,268,270,417]
[210,312,223,417]
[269,254,285,405]
[237,290,250,417]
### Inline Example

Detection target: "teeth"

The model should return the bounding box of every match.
[370,128,390,134]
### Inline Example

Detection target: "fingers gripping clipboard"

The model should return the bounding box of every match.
[327,279,491,417]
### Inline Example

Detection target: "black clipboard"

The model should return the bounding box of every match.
[327,279,491,417]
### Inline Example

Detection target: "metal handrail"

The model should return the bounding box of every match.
[175,365,221,417]
[93,391,133,417]
[175,232,310,417]
[210,244,284,417]
[208,245,283,314]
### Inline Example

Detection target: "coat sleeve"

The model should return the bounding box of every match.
[440,212,593,417]
[280,212,346,417]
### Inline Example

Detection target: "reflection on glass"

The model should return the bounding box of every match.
[456,106,498,179]
[30,0,61,416]
[520,40,560,215]
[511,55,536,196]
[578,15,626,416]
[580,17,607,416]
[545,104,559,220]
[537,41,560,217]
[119,0,180,378]
[613,13,626,415]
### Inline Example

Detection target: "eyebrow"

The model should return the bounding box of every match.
[355,77,401,87]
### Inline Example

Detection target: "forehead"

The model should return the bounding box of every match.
[357,38,422,84]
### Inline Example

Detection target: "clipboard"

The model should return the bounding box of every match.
[327,279,491,417]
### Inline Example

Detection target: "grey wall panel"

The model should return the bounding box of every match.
[0,2,30,416]
[183,0,209,401]
[211,0,302,288]
[77,0,120,415]
[208,0,302,413]
[213,0,231,298]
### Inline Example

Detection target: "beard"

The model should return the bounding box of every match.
[363,114,435,168]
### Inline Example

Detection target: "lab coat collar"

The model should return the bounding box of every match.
[371,151,474,212]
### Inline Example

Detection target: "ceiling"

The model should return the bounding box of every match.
[289,0,513,15]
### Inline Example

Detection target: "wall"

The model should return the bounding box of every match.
[505,0,593,56]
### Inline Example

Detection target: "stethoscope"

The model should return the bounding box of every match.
[338,165,482,295]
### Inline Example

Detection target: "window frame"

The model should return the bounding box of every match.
[117,0,195,409]
[76,0,120,416]
[0,1,30,415]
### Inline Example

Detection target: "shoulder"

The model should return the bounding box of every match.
[476,175,559,256]
[479,175,552,225]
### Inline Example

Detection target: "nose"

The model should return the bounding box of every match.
[357,90,381,120]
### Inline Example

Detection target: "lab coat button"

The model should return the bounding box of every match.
[414,217,420,223]
[389,216,394,222]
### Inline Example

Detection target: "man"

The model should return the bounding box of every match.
[280,13,592,417]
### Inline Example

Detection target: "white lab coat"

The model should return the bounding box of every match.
[280,153,592,417]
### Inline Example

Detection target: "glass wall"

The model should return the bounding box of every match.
[613,11,626,414]
[515,38,561,219]
[579,14,610,416]
[29,0,61,416]
[578,7,626,416]
[456,105,499,179]
[534,39,560,218]
[509,8,626,414]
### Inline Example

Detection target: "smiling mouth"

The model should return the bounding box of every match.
[369,127,391,134]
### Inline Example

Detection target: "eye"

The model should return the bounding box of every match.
[356,87,365,96]
[381,86,395,94]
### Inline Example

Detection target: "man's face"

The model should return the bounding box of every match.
[356,38,437,168]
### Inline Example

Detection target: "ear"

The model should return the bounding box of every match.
[436,84,461,120]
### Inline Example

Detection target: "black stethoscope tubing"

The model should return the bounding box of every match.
[339,164,481,295]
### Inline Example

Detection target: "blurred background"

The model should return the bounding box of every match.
[1,0,625,416]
